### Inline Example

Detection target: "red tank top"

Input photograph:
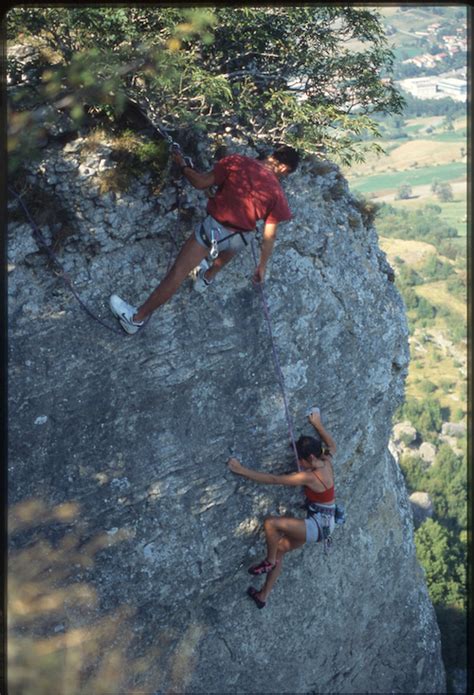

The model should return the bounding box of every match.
[304,469,335,503]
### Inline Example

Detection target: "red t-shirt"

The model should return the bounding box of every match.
[206,154,292,231]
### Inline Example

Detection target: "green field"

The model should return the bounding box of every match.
[349,162,466,195]
[430,131,467,143]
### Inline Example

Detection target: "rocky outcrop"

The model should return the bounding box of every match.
[419,441,437,465]
[410,491,434,528]
[8,135,446,693]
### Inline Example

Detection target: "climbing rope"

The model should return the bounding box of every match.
[8,99,194,336]
[250,239,300,472]
[130,95,194,169]
[8,185,124,335]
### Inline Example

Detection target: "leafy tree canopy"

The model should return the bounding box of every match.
[6,6,403,170]
[415,518,466,607]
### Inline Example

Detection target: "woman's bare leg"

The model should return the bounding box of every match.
[263,516,306,565]
[256,534,305,603]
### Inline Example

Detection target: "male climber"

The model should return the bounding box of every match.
[109,144,299,334]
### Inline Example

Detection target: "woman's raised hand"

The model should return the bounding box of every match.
[308,408,322,428]
[228,457,244,474]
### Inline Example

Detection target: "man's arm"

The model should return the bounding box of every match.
[182,166,216,190]
[228,457,309,486]
[253,221,278,284]
[172,152,215,190]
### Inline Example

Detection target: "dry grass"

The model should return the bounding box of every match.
[82,129,169,194]
[379,237,437,267]
[407,341,466,413]
[404,116,445,129]
[386,139,463,168]
[416,280,466,318]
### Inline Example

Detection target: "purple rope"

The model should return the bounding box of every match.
[250,239,300,471]
[9,186,124,335]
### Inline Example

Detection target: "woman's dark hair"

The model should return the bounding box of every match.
[272,144,300,172]
[295,435,322,460]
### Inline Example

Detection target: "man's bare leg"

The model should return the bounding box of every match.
[204,248,238,282]
[134,235,209,322]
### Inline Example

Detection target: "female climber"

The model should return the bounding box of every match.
[227,407,337,609]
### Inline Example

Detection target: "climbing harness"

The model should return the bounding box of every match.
[8,185,124,335]
[197,218,249,261]
[306,503,335,554]
[306,502,346,554]
[250,238,300,471]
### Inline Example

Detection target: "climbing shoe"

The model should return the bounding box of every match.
[191,260,214,293]
[247,587,266,609]
[109,294,144,335]
[248,559,276,576]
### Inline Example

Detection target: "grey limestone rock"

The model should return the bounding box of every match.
[441,421,466,438]
[8,138,445,694]
[419,441,437,465]
[410,491,434,528]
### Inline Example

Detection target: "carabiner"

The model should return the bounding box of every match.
[210,228,219,260]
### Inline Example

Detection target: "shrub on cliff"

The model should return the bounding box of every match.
[7,6,403,171]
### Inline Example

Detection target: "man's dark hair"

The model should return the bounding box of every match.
[295,435,322,460]
[272,144,300,172]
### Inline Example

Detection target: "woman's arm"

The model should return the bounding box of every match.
[308,409,337,455]
[228,458,309,486]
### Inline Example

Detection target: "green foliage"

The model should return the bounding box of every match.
[434,182,454,203]
[399,453,427,491]
[399,423,467,612]
[444,313,466,343]
[395,182,412,200]
[420,380,437,395]
[397,397,442,440]
[95,130,169,192]
[397,265,423,287]
[445,273,466,301]
[399,285,418,310]
[385,92,465,120]
[375,202,459,247]
[7,6,404,172]
[415,519,466,606]
[420,254,454,281]
[399,292,436,322]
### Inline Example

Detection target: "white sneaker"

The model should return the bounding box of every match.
[194,266,215,292]
[191,260,214,293]
[109,294,144,334]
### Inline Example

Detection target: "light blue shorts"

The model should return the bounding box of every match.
[194,215,250,254]
[305,506,336,543]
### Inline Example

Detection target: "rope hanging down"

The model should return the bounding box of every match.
[250,239,300,472]
[8,101,190,336]
[8,185,124,335]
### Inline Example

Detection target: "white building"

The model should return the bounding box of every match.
[398,77,439,99]
[436,78,467,99]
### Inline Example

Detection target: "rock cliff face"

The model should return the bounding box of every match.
[8,136,446,693]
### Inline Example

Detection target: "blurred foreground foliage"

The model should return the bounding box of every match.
[7,6,404,172]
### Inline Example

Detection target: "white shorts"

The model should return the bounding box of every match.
[304,507,336,544]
